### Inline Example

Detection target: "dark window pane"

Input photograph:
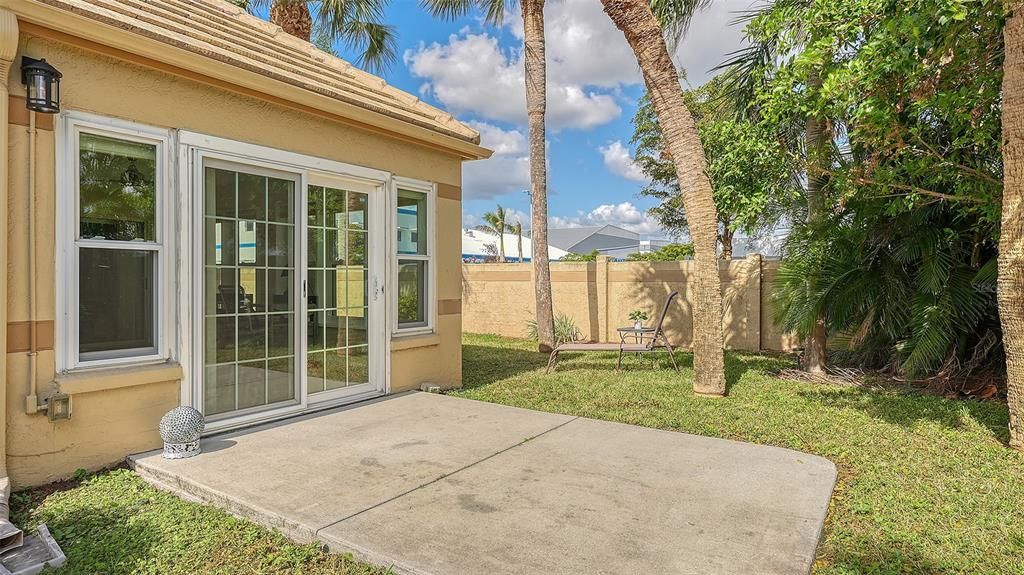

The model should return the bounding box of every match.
[206,218,236,266]
[268,177,294,223]
[307,351,326,394]
[79,133,157,241]
[206,267,237,315]
[268,314,293,358]
[308,270,325,310]
[347,192,367,230]
[308,311,326,352]
[205,167,236,219]
[237,315,266,361]
[308,186,324,227]
[237,221,265,266]
[237,360,267,409]
[239,269,265,313]
[348,231,367,266]
[267,270,293,312]
[205,316,235,364]
[397,190,427,255]
[308,228,325,268]
[325,350,346,391]
[267,224,293,268]
[348,346,369,384]
[79,248,155,357]
[397,260,427,327]
[237,173,267,221]
[204,365,236,415]
[267,357,295,403]
[325,187,346,229]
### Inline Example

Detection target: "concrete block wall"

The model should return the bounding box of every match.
[462,255,799,352]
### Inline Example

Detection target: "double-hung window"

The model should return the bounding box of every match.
[393,179,434,334]
[59,114,172,369]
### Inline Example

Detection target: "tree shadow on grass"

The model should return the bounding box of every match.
[796,385,1011,444]
[461,344,550,390]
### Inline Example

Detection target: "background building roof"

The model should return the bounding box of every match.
[462,229,569,261]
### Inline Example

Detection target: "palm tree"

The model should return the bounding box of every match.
[717,0,829,373]
[999,0,1023,451]
[481,205,509,262]
[599,0,726,396]
[233,0,397,73]
[421,0,555,352]
[512,219,525,262]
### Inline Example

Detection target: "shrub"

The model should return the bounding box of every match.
[526,312,581,345]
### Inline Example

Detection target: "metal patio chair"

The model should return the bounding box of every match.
[545,291,681,373]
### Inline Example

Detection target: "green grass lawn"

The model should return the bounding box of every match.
[11,333,1024,574]
[453,333,1024,575]
[10,470,390,575]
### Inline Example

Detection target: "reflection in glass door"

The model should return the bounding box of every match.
[203,165,298,417]
[306,184,371,396]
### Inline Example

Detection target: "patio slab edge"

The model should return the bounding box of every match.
[128,452,321,544]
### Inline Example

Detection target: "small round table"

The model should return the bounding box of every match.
[617,326,656,345]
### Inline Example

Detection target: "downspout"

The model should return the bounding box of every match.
[24,108,37,414]
[0,8,25,552]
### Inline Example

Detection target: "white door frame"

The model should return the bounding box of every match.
[176,131,391,433]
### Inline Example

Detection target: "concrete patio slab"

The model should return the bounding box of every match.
[130,393,837,575]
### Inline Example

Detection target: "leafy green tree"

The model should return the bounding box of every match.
[632,76,800,259]
[626,243,695,261]
[753,0,1006,380]
[559,250,600,262]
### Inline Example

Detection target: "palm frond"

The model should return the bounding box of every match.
[316,0,398,74]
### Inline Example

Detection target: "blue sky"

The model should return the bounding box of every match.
[321,1,751,238]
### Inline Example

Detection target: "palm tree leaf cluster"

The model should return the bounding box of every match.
[233,0,397,73]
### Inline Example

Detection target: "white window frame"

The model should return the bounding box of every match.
[391,177,436,336]
[56,112,176,372]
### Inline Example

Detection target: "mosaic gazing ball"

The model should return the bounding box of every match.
[159,406,205,444]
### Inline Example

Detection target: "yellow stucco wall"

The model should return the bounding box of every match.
[4,32,465,487]
[462,257,800,353]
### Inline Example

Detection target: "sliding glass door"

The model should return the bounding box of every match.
[202,163,300,417]
[193,148,385,427]
[305,182,375,402]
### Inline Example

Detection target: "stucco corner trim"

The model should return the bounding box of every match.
[436,183,461,201]
[56,362,183,396]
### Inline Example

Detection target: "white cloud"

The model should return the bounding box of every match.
[507,0,642,88]
[599,140,648,182]
[461,122,531,200]
[404,4,626,131]
[673,1,753,87]
[550,201,664,236]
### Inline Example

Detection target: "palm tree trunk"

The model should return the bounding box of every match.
[270,0,313,41]
[600,0,726,396]
[498,230,505,263]
[523,0,555,353]
[1000,0,1024,451]
[720,217,733,260]
[803,68,828,374]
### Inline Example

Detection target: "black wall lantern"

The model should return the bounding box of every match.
[21,57,62,114]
